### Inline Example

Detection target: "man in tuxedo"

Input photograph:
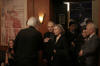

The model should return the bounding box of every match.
[79,23,99,66]
[14,17,43,66]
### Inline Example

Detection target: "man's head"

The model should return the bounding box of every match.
[26,17,38,27]
[47,21,55,32]
[82,29,87,38]
[86,23,96,36]
[69,21,76,32]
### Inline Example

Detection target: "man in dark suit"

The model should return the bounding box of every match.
[42,21,55,66]
[14,17,43,66]
[79,23,99,66]
[65,21,79,66]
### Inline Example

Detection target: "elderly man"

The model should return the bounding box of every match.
[42,21,55,66]
[14,17,43,66]
[79,23,99,66]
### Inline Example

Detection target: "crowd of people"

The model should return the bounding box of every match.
[2,17,100,66]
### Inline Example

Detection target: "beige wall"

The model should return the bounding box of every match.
[0,0,1,44]
[33,0,50,35]
[92,0,99,27]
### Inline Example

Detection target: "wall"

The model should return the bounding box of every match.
[92,0,99,27]
[0,0,1,45]
[0,0,8,50]
[27,0,34,19]
[98,0,100,65]
[98,0,100,37]
[92,1,100,65]
[34,0,50,35]
[27,0,50,35]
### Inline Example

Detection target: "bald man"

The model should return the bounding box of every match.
[79,23,99,66]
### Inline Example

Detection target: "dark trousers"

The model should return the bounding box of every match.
[52,56,70,66]
[15,59,38,66]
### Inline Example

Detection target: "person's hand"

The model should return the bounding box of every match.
[43,59,48,63]
[51,56,53,61]
[11,50,14,54]
[44,38,50,42]
[79,50,83,56]
[72,42,75,47]
[5,60,8,65]
[53,49,56,53]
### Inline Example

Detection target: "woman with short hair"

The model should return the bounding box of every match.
[52,24,70,66]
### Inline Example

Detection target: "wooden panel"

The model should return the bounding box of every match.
[98,0,100,66]
[0,0,1,46]
[0,46,8,51]
[27,0,50,35]
[33,0,50,35]
[98,2,100,37]
[27,0,34,19]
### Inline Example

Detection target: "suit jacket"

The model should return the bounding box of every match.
[52,34,71,66]
[81,34,99,66]
[14,26,43,62]
[42,32,55,60]
[53,34,70,60]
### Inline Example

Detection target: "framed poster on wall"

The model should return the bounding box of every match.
[1,0,27,46]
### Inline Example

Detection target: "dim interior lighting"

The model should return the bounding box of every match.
[64,2,70,12]
[39,13,44,24]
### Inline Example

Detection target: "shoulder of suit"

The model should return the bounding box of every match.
[92,34,98,39]
[89,34,98,41]
[60,34,67,40]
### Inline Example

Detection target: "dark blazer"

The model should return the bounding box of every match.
[54,35,69,56]
[52,34,70,66]
[42,32,55,60]
[14,26,43,66]
[81,34,99,66]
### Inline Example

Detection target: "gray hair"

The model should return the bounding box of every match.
[87,23,96,32]
[54,24,65,32]
[27,17,37,27]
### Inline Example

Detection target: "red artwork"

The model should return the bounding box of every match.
[1,0,27,46]
[4,9,21,44]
